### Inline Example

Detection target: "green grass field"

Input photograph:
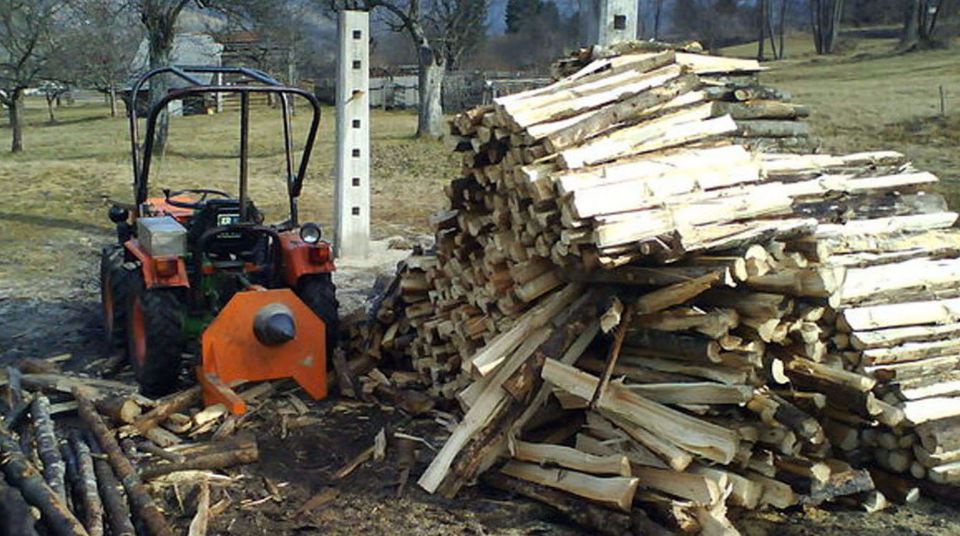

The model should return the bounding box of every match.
[0,101,456,288]
[722,33,960,201]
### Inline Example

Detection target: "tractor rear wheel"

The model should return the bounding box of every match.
[126,272,187,397]
[296,274,339,358]
[100,246,130,354]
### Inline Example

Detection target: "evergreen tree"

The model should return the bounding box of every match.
[505,0,542,33]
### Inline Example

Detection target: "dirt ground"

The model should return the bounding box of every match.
[3,34,960,534]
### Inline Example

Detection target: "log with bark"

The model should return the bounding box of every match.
[74,389,173,536]
[69,431,103,536]
[0,421,88,536]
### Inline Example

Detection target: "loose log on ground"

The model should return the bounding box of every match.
[0,476,40,536]
[70,431,104,536]
[74,389,173,536]
[0,421,88,536]
[92,456,135,536]
[31,395,67,502]
[139,434,259,479]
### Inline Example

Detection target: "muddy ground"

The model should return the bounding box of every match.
[4,245,960,536]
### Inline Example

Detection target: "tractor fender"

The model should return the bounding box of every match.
[278,232,336,286]
[124,239,190,289]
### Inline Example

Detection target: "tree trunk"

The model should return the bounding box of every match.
[144,9,177,159]
[654,0,663,40]
[757,0,767,61]
[9,89,24,153]
[902,0,920,47]
[766,1,779,60]
[810,0,823,54]
[827,0,844,53]
[416,46,445,139]
[46,96,57,124]
[108,88,118,118]
[778,0,787,58]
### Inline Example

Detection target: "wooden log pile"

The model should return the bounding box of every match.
[351,42,960,533]
[0,367,260,535]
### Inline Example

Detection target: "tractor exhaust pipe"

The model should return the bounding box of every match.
[253,303,297,346]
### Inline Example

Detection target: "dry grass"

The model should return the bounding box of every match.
[722,33,960,202]
[0,100,456,289]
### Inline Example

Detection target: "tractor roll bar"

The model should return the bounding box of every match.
[128,66,322,225]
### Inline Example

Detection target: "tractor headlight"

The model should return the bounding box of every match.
[300,223,322,244]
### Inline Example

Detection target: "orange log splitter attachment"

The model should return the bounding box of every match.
[198,288,327,415]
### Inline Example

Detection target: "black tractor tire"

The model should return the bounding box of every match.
[100,246,130,354]
[126,272,187,397]
[295,273,339,358]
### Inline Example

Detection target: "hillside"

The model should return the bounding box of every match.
[723,33,960,201]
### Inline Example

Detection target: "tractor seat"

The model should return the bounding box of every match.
[188,199,267,261]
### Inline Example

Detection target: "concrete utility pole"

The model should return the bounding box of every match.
[579,0,639,47]
[334,10,371,259]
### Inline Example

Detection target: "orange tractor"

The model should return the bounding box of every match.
[100,66,336,413]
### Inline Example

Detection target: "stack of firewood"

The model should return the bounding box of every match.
[0,363,261,536]
[346,43,960,533]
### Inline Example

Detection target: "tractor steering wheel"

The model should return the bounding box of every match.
[164,188,232,210]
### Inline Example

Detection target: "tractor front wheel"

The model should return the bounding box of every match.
[296,274,339,358]
[126,273,187,397]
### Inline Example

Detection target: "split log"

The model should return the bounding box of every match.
[747,391,824,444]
[542,359,740,464]
[689,464,763,509]
[747,471,797,509]
[70,432,104,536]
[120,385,202,438]
[634,272,723,315]
[0,421,88,536]
[624,329,721,363]
[916,415,960,453]
[800,469,874,506]
[468,284,582,377]
[500,460,639,511]
[622,382,753,405]
[419,289,595,495]
[74,389,173,536]
[510,439,630,476]
[632,465,726,505]
[187,477,210,536]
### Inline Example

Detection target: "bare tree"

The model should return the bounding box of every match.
[901,0,952,49]
[810,0,844,54]
[126,0,195,155]
[758,0,789,60]
[64,0,143,117]
[38,81,68,123]
[0,0,64,152]
[429,0,487,69]
[326,0,488,138]
[757,0,768,60]
[208,0,314,89]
